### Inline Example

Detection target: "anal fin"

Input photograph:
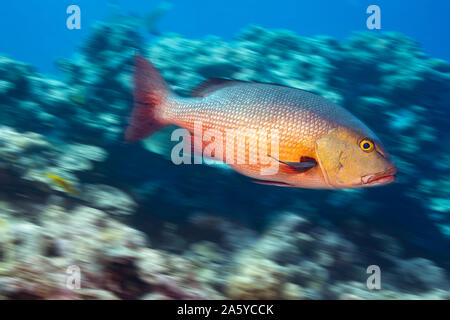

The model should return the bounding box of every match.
[253,180,293,187]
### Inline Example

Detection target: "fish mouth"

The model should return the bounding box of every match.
[361,167,397,186]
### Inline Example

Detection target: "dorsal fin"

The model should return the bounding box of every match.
[191,78,319,98]
[191,79,244,97]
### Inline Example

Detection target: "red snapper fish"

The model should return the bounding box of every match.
[125,56,397,189]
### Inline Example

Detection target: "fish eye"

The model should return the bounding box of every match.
[359,138,374,152]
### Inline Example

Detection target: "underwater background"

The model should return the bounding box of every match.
[0,0,449,299]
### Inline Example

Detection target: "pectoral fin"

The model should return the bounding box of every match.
[269,156,317,173]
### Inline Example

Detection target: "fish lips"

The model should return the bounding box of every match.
[361,166,397,186]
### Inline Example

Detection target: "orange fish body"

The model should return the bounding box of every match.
[126,56,397,189]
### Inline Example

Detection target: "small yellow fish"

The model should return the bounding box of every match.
[71,94,86,105]
[45,174,78,194]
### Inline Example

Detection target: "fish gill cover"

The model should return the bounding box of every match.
[0,19,449,299]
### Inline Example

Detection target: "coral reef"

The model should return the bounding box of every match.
[1,206,448,300]
[1,20,450,299]
[0,126,134,215]
[224,213,450,300]
[0,204,220,299]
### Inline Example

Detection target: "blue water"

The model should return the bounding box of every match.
[1,0,450,300]
[1,0,449,75]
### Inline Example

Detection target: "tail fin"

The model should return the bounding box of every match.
[125,55,170,142]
